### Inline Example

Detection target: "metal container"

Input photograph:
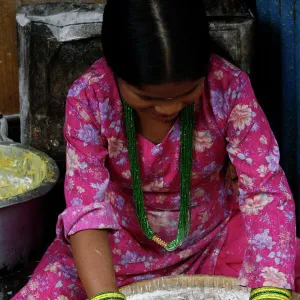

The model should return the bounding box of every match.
[0,142,59,271]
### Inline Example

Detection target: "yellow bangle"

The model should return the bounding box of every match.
[90,291,126,300]
[250,287,292,300]
[252,296,289,300]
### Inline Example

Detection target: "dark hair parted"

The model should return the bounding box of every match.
[101,0,211,87]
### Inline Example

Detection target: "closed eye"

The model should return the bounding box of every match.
[140,96,153,101]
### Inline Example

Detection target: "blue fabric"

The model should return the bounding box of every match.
[256,0,300,230]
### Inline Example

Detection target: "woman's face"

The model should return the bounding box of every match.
[117,78,205,123]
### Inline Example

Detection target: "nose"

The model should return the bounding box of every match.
[154,101,183,116]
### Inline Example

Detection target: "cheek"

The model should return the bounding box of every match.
[120,90,153,110]
[183,89,203,105]
[178,98,198,109]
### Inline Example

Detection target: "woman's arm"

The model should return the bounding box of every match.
[58,72,122,297]
[224,71,296,289]
[70,230,118,298]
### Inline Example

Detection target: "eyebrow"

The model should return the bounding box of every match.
[136,83,200,100]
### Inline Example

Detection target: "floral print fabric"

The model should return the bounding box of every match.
[13,55,297,299]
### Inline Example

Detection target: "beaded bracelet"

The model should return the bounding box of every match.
[250,287,292,300]
[90,291,126,300]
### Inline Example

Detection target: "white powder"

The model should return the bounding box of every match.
[126,287,250,300]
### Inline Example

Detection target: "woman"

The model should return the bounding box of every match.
[14,0,300,299]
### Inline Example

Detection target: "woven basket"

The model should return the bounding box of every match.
[120,275,300,299]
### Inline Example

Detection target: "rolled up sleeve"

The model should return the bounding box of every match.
[56,83,120,241]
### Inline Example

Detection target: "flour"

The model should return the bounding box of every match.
[126,287,250,300]
[0,145,47,200]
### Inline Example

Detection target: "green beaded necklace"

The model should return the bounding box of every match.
[123,101,194,252]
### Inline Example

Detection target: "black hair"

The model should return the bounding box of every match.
[101,0,211,87]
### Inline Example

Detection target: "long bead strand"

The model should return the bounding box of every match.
[123,101,194,251]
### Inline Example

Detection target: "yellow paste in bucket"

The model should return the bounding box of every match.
[0,145,47,200]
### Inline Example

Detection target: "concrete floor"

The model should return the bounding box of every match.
[0,262,37,299]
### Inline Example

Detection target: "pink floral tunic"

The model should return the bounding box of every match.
[14,55,298,299]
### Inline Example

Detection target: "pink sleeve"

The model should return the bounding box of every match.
[56,82,120,240]
[226,72,296,289]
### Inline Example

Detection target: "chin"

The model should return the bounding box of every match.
[153,112,179,122]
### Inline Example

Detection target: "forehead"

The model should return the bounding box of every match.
[127,80,201,99]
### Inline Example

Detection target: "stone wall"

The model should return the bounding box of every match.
[0,0,105,115]
[16,0,105,6]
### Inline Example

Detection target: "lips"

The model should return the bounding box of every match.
[154,112,179,122]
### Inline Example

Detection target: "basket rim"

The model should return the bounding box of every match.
[120,275,300,299]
